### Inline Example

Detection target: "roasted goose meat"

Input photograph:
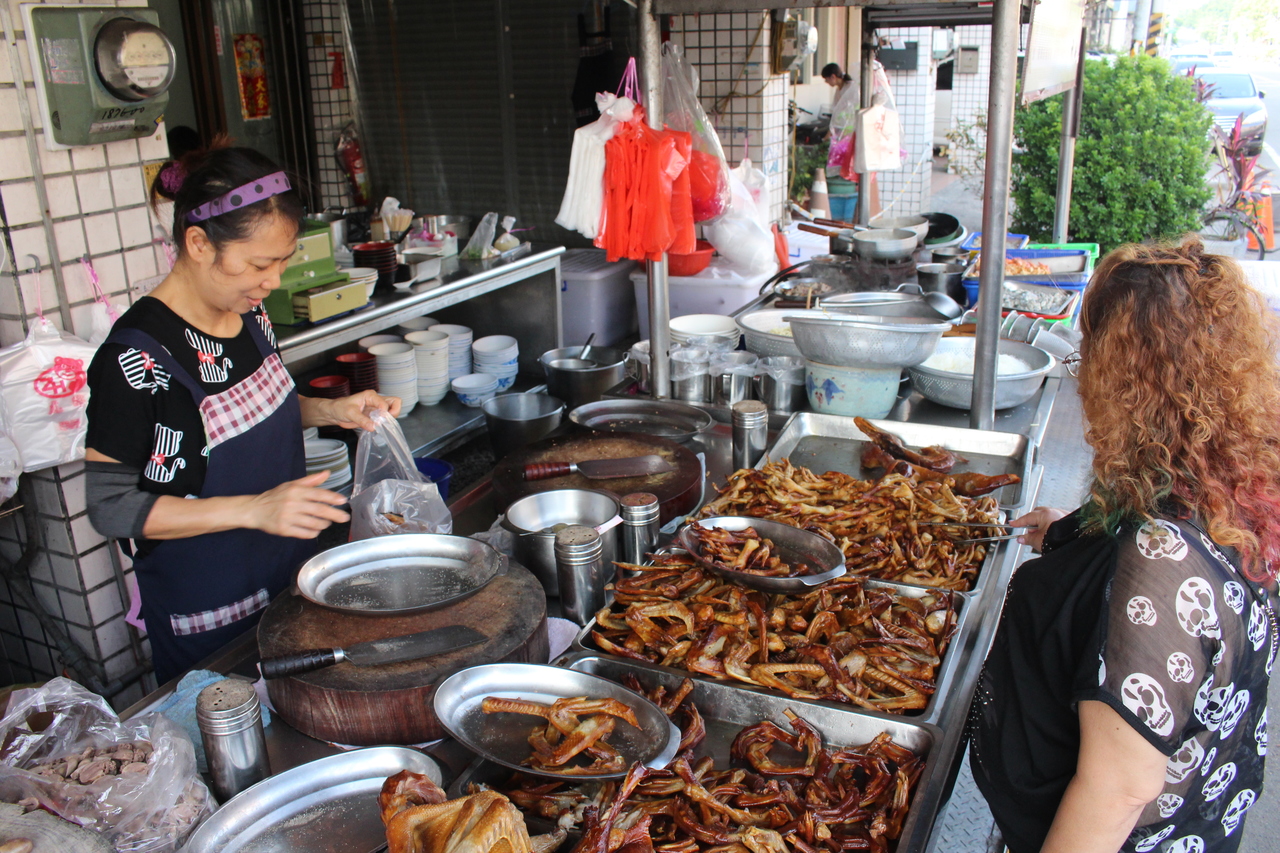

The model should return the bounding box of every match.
[494,683,923,853]
[482,696,639,775]
[854,417,959,473]
[700,459,999,590]
[688,525,814,578]
[379,771,564,853]
[591,552,957,713]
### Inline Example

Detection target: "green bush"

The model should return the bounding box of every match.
[1011,56,1213,252]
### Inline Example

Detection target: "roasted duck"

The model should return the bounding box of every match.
[854,417,959,473]
[481,696,639,775]
[687,525,815,578]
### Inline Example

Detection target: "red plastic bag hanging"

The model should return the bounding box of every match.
[661,43,730,222]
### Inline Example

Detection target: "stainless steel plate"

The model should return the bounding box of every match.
[294,534,506,615]
[568,399,714,443]
[452,655,944,853]
[678,516,847,592]
[179,747,439,853]
[432,663,680,780]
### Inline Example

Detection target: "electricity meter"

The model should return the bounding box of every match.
[22,4,176,150]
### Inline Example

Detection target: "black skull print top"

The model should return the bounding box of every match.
[86,297,277,555]
[968,510,1274,853]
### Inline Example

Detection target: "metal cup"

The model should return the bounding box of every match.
[670,348,712,404]
[753,355,807,413]
[714,352,757,406]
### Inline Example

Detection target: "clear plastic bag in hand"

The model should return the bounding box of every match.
[349,410,451,539]
[0,678,213,853]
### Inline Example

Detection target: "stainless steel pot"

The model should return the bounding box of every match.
[851,228,918,261]
[916,263,968,306]
[501,489,620,596]
[421,214,471,241]
[539,346,627,409]
[931,246,969,265]
[306,211,347,249]
[482,393,564,455]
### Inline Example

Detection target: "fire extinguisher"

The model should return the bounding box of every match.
[336,122,371,207]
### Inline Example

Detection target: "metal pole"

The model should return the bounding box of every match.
[1052,29,1086,244]
[856,15,874,226]
[638,0,670,399]
[1145,0,1164,56]
[1131,0,1151,56]
[970,0,1020,431]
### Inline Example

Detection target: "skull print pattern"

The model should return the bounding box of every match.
[184,329,234,384]
[145,424,187,483]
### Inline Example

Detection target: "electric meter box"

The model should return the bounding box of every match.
[22,4,176,150]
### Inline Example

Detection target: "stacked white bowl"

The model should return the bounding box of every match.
[397,315,438,336]
[304,438,352,488]
[368,342,418,416]
[405,329,451,406]
[451,373,499,407]
[433,324,474,379]
[358,333,402,351]
[472,335,519,392]
[346,267,380,299]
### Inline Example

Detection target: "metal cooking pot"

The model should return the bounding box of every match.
[916,263,968,306]
[850,228,918,261]
[421,214,472,241]
[501,489,620,596]
[868,214,929,246]
[540,346,627,409]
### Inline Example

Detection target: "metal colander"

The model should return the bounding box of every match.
[784,315,950,368]
[907,338,1055,409]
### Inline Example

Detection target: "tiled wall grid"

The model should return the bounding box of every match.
[874,27,936,218]
[950,25,995,176]
[301,0,354,210]
[668,12,789,223]
[0,0,167,706]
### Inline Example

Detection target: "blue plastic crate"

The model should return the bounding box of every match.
[960,231,1030,252]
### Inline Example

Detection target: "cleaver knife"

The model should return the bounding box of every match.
[522,454,674,482]
[259,625,487,679]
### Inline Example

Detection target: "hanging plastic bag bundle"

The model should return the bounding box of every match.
[828,78,861,181]
[704,171,777,275]
[555,89,636,239]
[661,43,731,222]
[349,409,451,539]
[854,60,903,173]
[731,138,770,231]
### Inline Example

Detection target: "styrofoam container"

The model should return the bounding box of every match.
[632,258,775,339]
[560,249,639,347]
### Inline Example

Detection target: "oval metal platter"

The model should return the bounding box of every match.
[568,399,714,444]
[180,747,440,853]
[432,662,680,780]
[678,516,848,593]
[294,534,506,616]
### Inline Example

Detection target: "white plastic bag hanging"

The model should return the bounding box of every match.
[0,316,98,472]
[731,138,769,231]
[855,61,903,172]
[82,257,126,347]
[703,172,777,275]
[349,409,451,539]
[555,77,636,240]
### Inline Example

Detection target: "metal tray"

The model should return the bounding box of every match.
[568,399,714,443]
[179,746,439,853]
[573,579,972,728]
[451,655,946,853]
[432,663,681,780]
[294,534,505,615]
[763,412,1033,509]
[678,515,848,592]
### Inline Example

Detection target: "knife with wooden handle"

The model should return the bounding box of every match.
[523,454,674,481]
[259,625,487,679]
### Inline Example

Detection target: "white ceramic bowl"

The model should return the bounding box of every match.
[397,316,438,334]
[405,329,450,350]
[804,360,902,419]
[368,342,414,358]
[670,314,739,343]
[473,335,518,354]
[359,334,403,350]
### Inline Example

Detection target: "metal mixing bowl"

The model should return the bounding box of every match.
[482,393,564,455]
[907,338,1055,410]
[501,489,620,596]
[539,346,626,409]
[785,314,950,368]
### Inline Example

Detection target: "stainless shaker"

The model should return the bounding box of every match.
[620,492,661,565]
[732,400,769,470]
[196,679,270,802]
[555,524,610,626]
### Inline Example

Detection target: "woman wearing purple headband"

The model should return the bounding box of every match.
[82,144,400,682]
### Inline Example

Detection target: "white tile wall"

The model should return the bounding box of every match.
[875,28,937,217]
[949,25,994,176]
[0,1,159,704]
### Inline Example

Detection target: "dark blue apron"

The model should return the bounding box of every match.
[107,317,311,683]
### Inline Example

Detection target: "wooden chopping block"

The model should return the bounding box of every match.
[490,430,703,524]
[259,560,548,745]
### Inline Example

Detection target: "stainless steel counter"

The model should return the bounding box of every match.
[123,377,1059,852]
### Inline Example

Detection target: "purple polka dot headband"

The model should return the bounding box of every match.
[188,171,291,222]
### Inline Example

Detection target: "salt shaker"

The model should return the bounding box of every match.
[196,679,270,802]
[732,400,769,470]
[620,492,661,565]
[554,525,609,626]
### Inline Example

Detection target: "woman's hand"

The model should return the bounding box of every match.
[301,391,402,431]
[242,471,350,538]
[1009,506,1069,553]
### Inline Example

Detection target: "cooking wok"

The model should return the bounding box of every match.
[868,214,929,245]
[850,228,918,261]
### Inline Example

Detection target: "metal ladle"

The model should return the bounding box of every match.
[578,333,596,361]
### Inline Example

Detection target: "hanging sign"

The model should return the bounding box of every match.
[232,33,271,120]
[1021,0,1085,105]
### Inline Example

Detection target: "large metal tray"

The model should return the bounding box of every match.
[179,746,439,853]
[568,399,714,444]
[573,578,972,728]
[451,654,946,853]
[432,663,681,780]
[763,412,1033,509]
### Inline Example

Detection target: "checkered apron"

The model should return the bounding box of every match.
[105,318,309,683]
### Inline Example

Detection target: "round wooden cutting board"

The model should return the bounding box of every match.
[260,560,548,745]
[491,430,703,524]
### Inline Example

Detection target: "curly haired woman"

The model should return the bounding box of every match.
[969,237,1278,853]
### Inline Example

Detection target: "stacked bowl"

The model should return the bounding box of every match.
[405,329,451,405]
[433,324,474,379]
[452,373,498,408]
[669,314,740,350]
[304,438,351,489]
[335,352,379,393]
[345,267,380,299]
[358,333,402,351]
[368,342,418,416]
[352,242,398,289]
[472,335,519,392]
[397,316,438,336]
[307,375,350,399]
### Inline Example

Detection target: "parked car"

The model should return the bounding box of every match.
[1171,57,1214,76]
[1196,69,1267,155]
